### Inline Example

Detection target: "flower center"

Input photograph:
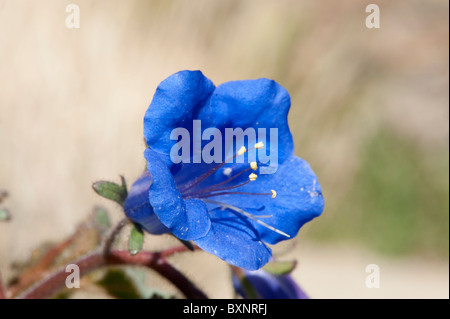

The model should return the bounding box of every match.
[180,143,289,238]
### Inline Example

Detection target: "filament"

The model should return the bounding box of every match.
[203,199,290,238]
[179,144,260,193]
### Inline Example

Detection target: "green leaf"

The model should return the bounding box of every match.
[262,260,297,275]
[97,268,142,299]
[97,267,174,299]
[0,208,10,222]
[128,223,145,256]
[92,176,128,206]
[125,268,174,299]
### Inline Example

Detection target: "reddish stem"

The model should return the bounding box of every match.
[108,250,206,299]
[8,224,85,297]
[16,248,206,299]
[160,243,199,258]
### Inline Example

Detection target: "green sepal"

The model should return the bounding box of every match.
[92,176,128,206]
[262,260,297,275]
[128,223,145,256]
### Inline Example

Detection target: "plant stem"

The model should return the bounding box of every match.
[16,248,207,299]
[101,217,129,258]
[8,225,85,297]
[160,243,200,258]
[10,216,129,297]
[108,250,207,299]
[17,251,104,299]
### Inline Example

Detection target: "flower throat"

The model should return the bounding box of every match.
[180,143,290,238]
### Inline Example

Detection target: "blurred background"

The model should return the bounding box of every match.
[0,0,448,298]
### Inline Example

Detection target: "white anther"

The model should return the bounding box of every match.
[237,146,247,156]
[223,167,233,176]
[254,142,264,149]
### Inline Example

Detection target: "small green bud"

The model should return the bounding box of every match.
[128,223,145,256]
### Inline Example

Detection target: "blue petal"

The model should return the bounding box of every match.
[206,156,324,245]
[140,71,322,269]
[123,171,169,235]
[173,78,294,180]
[144,71,294,189]
[194,208,272,270]
[200,78,294,165]
[171,78,294,192]
[144,70,216,157]
[233,269,309,299]
[145,148,211,240]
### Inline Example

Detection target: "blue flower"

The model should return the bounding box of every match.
[124,70,324,270]
[232,268,309,299]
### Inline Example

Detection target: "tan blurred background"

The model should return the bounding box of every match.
[0,0,448,298]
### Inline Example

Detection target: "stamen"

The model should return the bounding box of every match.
[187,161,259,196]
[237,146,247,156]
[203,199,290,238]
[223,167,232,176]
[184,167,252,197]
[183,168,275,200]
[179,145,251,193]
[254,142,264,149]
[207,160,259,192]
[182,171,252,198]
[202,180,251,193]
